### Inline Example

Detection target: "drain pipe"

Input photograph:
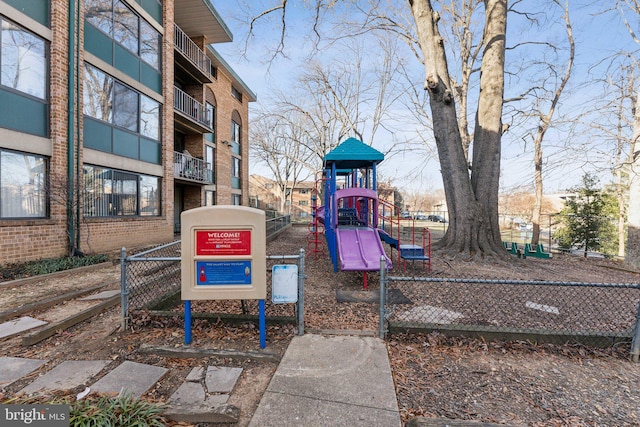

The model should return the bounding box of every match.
[67,0,76,255]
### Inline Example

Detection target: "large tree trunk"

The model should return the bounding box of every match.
[410,0,507,258]
[626,91,640,269]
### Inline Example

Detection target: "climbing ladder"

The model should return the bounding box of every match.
[307,176,326,258]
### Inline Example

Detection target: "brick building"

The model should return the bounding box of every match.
[0,0,255,264]
[249,175,315,219]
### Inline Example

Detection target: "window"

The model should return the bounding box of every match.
[84,0,161,71]
[140,94,160,140]
[231,86,242,102]
[231,156,240,179]
[113,0,138,54]
[83,165,159,217]
[113,82,138,131]
[231,120,240,145]
[0,150,47,218]
[298,189,309,194]
[0,18,47,100]
[298,200,309,206]
[139,19,160,69]
[84,63,160,140]
[83,65,113,121]
[205,144,214,183]
[232,194,241,205]
[205,102,214,131]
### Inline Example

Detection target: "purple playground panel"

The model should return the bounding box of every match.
[336,227,392,271]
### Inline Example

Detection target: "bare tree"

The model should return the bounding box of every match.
[615,0,640,268]
[525,0,575,246]
[250,109,313,214]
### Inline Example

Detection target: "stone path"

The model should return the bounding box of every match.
[0,356,243,424]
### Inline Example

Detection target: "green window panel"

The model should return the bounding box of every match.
[84,24,114,65]
[231,177,241,189]
[204,133,214,143]
[139,137,161,164]
[0,88,47,137]
[83,118,113,152]
[113,128,139,159]
[114,44,140,81]
[139,0,162,24]
[231,141,240,155]
[3,0,49,27]
[140,62,161,94]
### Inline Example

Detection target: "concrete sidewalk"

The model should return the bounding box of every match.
[249,333,401,427]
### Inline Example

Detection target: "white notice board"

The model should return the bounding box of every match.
[272,265,298,304]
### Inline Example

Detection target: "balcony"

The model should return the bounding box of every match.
[174,151,213,184]
[174,24,213,83]
[174,86,212,133]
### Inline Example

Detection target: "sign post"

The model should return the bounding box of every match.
[181,206,267,347]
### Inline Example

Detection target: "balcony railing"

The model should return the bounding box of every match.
[174,151,213,184]
[174,86,211,129]
[174,24,212,77]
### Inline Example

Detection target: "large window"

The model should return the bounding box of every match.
[84,0,161,71]
[84,63,160,140]
[205,144,215,183]
[232,156,240,179]
[0,18,47,100]
[0,150,47,218]
[205,102,214,132]
[83,165,159,217]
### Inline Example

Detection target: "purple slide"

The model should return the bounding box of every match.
[336,227,392,271]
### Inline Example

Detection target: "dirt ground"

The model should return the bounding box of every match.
[1,225,640,426]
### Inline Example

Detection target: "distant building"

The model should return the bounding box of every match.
[0,0,255,263]
[249,175,315,219]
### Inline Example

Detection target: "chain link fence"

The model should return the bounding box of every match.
[381,268,640,359]
[120,239,304,334]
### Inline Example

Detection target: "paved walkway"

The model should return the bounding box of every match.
[1,333,401,426]
[249,334,401,427]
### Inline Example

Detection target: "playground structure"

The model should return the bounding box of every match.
[308,138,431,288]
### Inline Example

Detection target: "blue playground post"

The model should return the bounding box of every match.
[184,300,192,345]
[259,299,266,349]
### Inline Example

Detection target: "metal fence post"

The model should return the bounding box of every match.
[379,255,386,339]
[298,248,305,336]
[120,247,128,332]
[631,298,640,362]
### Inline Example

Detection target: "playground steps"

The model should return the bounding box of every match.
[504,242,551,259]
[378,230,430,264]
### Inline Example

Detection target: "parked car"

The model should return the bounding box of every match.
[400,211,412,219]
[414,214,428,220]
[426,215,447,223]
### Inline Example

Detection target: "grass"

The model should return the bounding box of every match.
[1,393,167,427]
[0,254,111,281]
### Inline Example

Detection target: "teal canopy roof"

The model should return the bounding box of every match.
[323,138,385,169]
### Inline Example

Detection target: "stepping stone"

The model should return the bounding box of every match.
[0,357,46,388]
[79,290,120,301]
[185,366,204,382]
[205,366,242,393]
[0,316,47,339]
[91,361,167,398]
[169,382,205,405]
[21,360,109,394]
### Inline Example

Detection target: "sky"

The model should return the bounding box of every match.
[211,1,640,195]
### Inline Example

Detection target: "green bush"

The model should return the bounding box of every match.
[0,254,110,281]
[1,394,166,427]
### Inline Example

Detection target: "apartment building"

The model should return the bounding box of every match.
[0,0,255,264]
[249,174,315,219]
